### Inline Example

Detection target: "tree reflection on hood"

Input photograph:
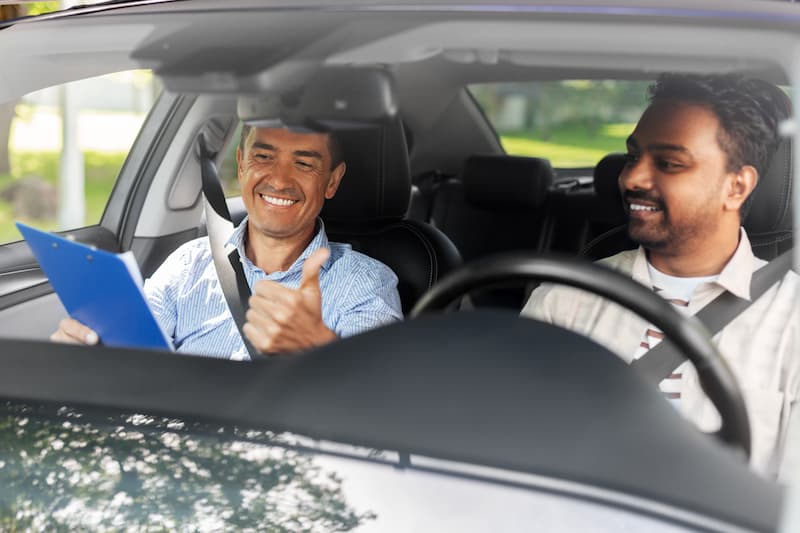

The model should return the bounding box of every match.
[0,401,375,532]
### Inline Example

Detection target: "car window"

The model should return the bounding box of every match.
[469,80,651,168]
[0,399,699,532]
[0,70,162,244]
[218,122,243,197]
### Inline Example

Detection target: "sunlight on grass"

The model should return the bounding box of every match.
[0,203,18,244]
[499,138,608,167]
[601,123,636,139]
[499,122,634,167]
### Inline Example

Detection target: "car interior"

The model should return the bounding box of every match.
[0,2,798,531]
[0,4,795,332]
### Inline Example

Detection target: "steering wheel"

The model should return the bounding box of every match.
[409,253,751,458]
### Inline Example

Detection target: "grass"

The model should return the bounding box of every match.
[0,150,126,243]
[499,122,634,168]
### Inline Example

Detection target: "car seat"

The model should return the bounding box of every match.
[429,154,554,261]
[579,153,635,259]
[546,153,628,255]
[428,154,555,307]
[319,117,462,314]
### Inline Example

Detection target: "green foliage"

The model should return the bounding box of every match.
[9,151,58,185]
[0,200,16,242]
[0,150,125,243]
[22,2,61,16]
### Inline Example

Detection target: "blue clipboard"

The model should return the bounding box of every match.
[17,222,173,351]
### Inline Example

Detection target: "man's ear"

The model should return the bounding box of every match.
[724,164,758,212]
[325,162,346,199]
[236,146,244,182]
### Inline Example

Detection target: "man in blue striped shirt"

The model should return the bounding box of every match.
[52,125,403,359]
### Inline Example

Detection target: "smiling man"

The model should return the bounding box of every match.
[53,124,403,358]
[522,74,799,478]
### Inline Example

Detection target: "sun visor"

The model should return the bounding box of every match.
[237,68,397,131]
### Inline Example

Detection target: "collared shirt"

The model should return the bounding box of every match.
[145,218,403,361]
[522,229,799,478]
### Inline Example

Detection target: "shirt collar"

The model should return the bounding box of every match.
[631,227,755,301]
[227,216,333,275]
[714,228,756,301]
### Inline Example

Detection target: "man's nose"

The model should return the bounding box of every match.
[618,156,652,192]
[264,157,294,186]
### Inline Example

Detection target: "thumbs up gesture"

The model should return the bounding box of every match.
[243,247,337,354]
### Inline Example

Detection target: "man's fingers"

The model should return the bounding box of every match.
[243,322,281,355]
[242,322,267,352]
[251,279,299,305]
[245,305,276,332]
[50,318,99,345]
[249,284,302,330]
[244,248,331,356]
[300,247,329,293]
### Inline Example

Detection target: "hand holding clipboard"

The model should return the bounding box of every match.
[17,222,173,351]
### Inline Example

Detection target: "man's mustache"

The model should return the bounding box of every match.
[623,190,666,210]
[256,185,302,200]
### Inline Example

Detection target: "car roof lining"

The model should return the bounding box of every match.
[0,5,794,105]
[154,16,793,94]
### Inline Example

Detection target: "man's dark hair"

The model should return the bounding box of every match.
[238,123,344,170]
[648,73,791,179]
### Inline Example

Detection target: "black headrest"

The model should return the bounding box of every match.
[592,153,627,224]
[744,138,793,234]
[462,155,554,211]
[320,118,411,223]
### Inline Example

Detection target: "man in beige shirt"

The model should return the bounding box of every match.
[522,73,798,478]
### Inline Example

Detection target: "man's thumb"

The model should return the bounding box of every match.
[300,247,330,293]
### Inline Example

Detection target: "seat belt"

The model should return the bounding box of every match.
[197,134,258,359]
[632,248,794,385]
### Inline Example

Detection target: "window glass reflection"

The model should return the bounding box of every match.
[0,401,374,531]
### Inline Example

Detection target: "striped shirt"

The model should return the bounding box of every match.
[632,288,691,408]
[522,229,800,478]
[633,265,719,408]
[145,217,402,360]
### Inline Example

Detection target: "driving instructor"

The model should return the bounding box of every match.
[522,73,799,478]
[52,124,402,359]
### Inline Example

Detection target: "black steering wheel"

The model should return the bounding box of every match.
[409,253,751,458]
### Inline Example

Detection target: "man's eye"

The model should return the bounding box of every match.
[296,161,312,169]
[656,159,682,171]
[623,153,639,165]
[254,154,272,161]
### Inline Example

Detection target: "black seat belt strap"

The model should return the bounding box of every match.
[198,135,258,358]
[632,248,794,385]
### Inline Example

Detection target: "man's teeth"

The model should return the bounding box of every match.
[629,203,659,212]
[260,194,297,207]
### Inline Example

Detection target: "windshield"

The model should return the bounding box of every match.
[0,398,701,532]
